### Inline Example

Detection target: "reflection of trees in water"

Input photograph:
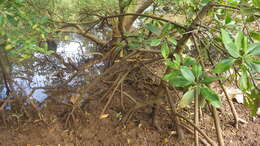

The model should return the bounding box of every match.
[1,33,105,106]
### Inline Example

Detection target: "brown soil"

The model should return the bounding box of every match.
[0,90,259,146]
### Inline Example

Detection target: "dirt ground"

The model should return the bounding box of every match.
[0,89,259,146]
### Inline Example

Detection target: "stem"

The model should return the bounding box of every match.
[166,87,185,140]
[211,106,225,146]
[195,88,199,146]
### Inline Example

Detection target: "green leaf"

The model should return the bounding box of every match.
[183,56,196,66]
[250,61,260,73]
[192,63,202,80]
[240,8,260,15]
[168,71,193,87]
[174,54,181,64]
[201,75,222,84]
[7,15,17,26]
[150,38,161,46]
[39,16,48,24]
[179,89,195,108]
[242,36,248,54]
[200,87,221,108]
[167,37,177,45]
[253,0,260,7]
[225,15,232,24]
[240,71,249,91]
[213,58,235,73]
[250,32,260,41]
[162,23,171,35]
[169,77,192,87]
[248,43,260,55]
[128,43,141,48]
[181,66,195,82]
[235,31,244,51]
[163,71,177,81]
[161,43,169,59]
[145,23,160,35]
[221,29,240,58]
[164,60,179,69]
[0,15,4,26]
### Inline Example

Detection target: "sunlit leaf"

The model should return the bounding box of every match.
[240,71,249,91]
[221,29,240,58]
[235,31,244,51]
[181,66,195,82]
[150,38,161,46]
[225,15,232,24]
[192,63,202,80]
[161,43,169,59]
[253,0,260,7]
[179,89,195,108]
[250,32,260,41]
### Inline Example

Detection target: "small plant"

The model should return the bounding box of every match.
[163,55,222,108]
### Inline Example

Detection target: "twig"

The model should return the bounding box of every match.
[211,105,225,146]
[195,88,199,146]
[101,69,131,115]
[166,87,185,140]
[179,123,210,146]
[103,13,186,30]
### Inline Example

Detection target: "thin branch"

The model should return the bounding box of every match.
[104,13,186,30]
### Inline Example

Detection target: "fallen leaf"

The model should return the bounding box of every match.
[100,114,109,119]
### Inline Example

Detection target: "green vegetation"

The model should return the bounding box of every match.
[0,0,259,145]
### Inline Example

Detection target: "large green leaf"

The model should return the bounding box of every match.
[181,66,195,82]
[145,23,160,35]
[200,87,221,108]
[221,29,240,58]
[168,71,193,87]
[179,89,195,108]
[213,58,235,73]
[192,63,202,80]
[161,43,169,59]
[201,75,222,84]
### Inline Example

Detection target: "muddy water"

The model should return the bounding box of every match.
[0,33,104,105]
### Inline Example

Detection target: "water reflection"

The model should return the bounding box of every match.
[1,33,104,105]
